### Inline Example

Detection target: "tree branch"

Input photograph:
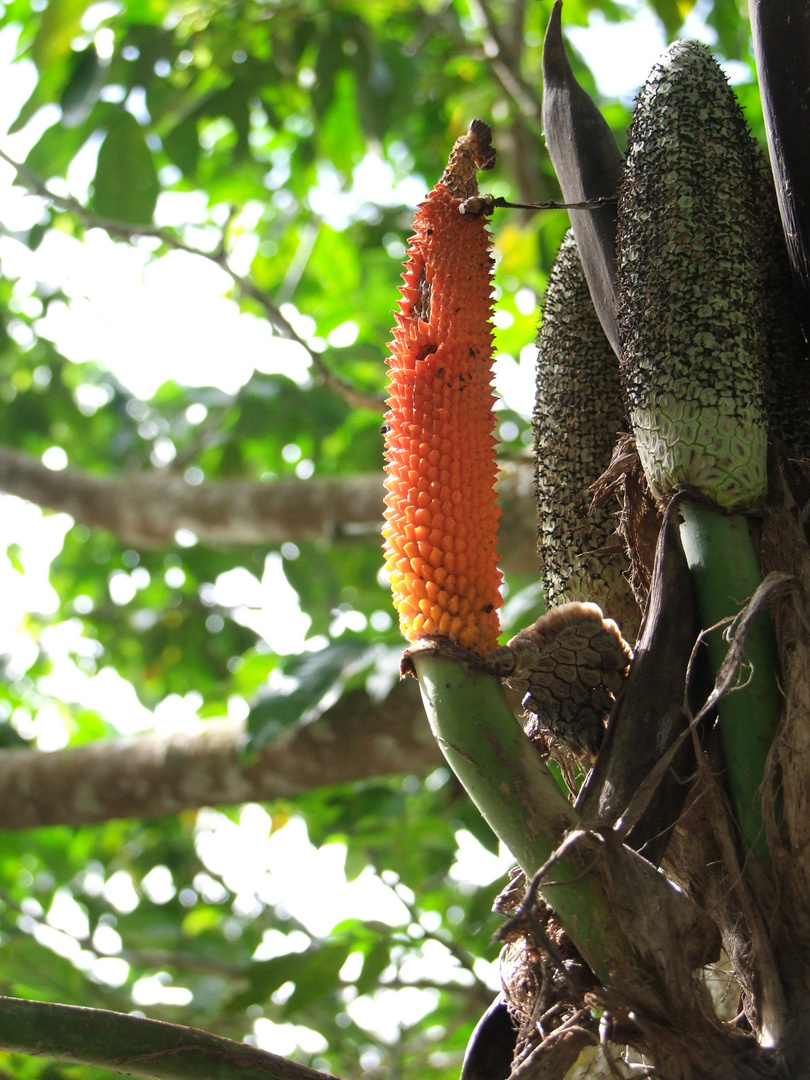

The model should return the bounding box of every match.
[0,445,538,571]
[0,444,383,546]
[0,997,342,1080]
[467,0,543,128]
[0,147,382,413]
[0,678,443,829]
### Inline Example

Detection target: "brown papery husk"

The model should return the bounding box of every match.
[755,447,810,1069]
[590,434,662,620]
[495,842,778,1080]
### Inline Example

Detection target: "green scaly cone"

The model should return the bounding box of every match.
[617,40,784,862]
[617,40,769,512]
[535,229,639,642]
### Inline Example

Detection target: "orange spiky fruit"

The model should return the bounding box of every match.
[382,120,502,657]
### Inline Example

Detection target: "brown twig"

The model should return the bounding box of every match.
[466,0,543,128]
[460,192,618,215]
[509,1008,596,1080]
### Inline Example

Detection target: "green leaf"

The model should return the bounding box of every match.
[246,640,377,753]
[227,952,303,1012]
[456,797,500,857]
[27,221,49,250]
[281,941,353,1016]
[648,0,693,38]
[162,117,200,178]
[60,44,105,128]
[31,0,91,70]
[707,0,751,59]
[311,32,343,120]
[0,933,90,1006]
[26,106,111,179]
[318,68,364,173]
[122,0,171,24]
[90,112,159,225]
[0,720,29,748]
[6,542,23,573]
[355,937,392,995]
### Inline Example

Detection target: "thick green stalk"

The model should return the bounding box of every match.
[678,503,782,862]
[414,652,648,985]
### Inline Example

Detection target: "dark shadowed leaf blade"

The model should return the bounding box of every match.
[649,0,693,38]
[354,936,392,995]
[162,116,200,178]
[541,0,624,356]
[246,640,379,753]
[750,0,810,338]
[60,44,105,128]
[281,940,353,1016]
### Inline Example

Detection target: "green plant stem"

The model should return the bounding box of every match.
[678,502,782,862]
[0,997,340,1080]
[414,652,646,985]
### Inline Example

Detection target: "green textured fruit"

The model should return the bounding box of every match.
[617,41,769,511]
[535,230,639,641]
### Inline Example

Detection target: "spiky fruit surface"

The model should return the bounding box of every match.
[535,230,638,641]
[617,41,769,511]
[382,121,502,657]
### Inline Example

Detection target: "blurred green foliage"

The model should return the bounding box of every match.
[0,0,762,1076]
